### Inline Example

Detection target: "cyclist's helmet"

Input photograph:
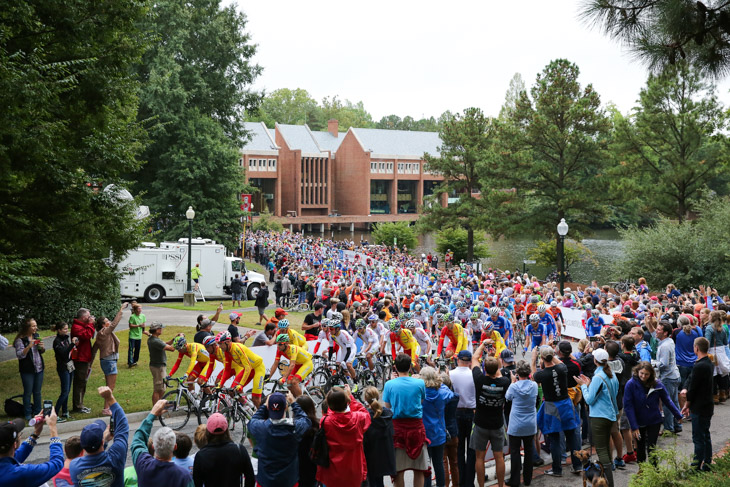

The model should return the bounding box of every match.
[537,304,548,313]
[500,297,509,307]
[367,314,378,321]
[202,335,217,348]
[530,295,539,304]
[215,331,232,342]
[457,301,465,308]
[277,319,290,329]
[355,319,366,329]
[276,334,290,344]
[489,306,500,316]
[529,313,540,323]
[405,312,414,320]
[591,309,600,316]
[331,312,343,322]
[389,319,400,332]
[405,319,418,329]
[414,304,422,312]
[330,321,342,330]
[172,335,187,351]
[443,312,453,322]
[398,312,406,320]
[435,313,444,322]
[483,321,494,333]
[471,312,480,320]
[550,301,558,307]
[473,305,480,313]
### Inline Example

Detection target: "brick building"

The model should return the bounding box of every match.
[240,120,445,228]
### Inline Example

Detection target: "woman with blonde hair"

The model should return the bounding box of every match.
[14,318,45,421]
[362,386,396,487]
[706,310,730,403]
[421,366,455,487]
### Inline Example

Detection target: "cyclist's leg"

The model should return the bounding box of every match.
[287,364,303,397]
[187,362,206,392]
[250,364,265,407]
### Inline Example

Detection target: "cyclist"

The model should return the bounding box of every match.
[355,319,378,372]
[525,294,540,317]
[168,335,211,392]
[413,303,429,326]
[525,313,547,351]
[480,320,507,357]
[547,301,564,336]
[267,318,306,347]
[436,318,467,359]
[199,334,240,391]
[466,312,484,349]
[217,331,266,408]
[585,308,605,337]
[312,318,333,356]
[409,317,432,360]
[269,334,314,397]
[487,306,513,346]
[537,304,558,341]
[454,301,470,323]
[390,319,421,372]
[367,314,389,355]
[329,320,358,384]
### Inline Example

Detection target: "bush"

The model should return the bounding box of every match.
[435,227,490,262]
[527,239,596,271]
[629,447,730,487]
[618,195,730,292]
[251,210,284,233]
[371,221,418,251]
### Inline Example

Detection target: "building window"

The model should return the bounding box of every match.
[268,159,276,171]
[370,162,377,173]
[370,180,391,214]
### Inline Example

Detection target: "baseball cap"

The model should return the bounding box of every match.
[206,413,228,434]
[229,312,242,321]
[499,349,515,363]
[558,341,573,355]
[267,393,287,420]
[149,321,164,330]
[0,419,25,451]
[274,308,288,317]
[539,346,554,360]
[457,350,472,361]
[593,348,609,364]
[200,318,215,328]
[80,419,107,452]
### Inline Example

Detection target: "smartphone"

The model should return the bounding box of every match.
[43,400,53,416]
[110,416,115,435]
[589,336,601,342]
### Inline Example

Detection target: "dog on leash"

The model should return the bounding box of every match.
[573,450,608,487]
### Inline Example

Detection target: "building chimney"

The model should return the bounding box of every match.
[328,119,339,138]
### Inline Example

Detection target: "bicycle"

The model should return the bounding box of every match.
[610,279,636,294]
[285,302,310,313]
[208,386,255,445]
[158,377,212,430]
[353,353,378,393]
[261,376,326,407]
[511,322,526,356]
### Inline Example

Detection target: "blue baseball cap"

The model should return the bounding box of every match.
[80,419,107,452]
[267,393,287,420]
[457,350,472,361]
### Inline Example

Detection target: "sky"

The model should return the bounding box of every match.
[234,0,730,121]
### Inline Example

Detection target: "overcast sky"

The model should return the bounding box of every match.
[235,0,730,121]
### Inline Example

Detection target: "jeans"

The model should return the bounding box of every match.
[662,378,680,432]
[507,434,534,487]
[298,291,306,304]
[128,338,141,365]
[590,417,615,487]
[426,442,446,487]
[20,370,44,419]
[690,413,712,468]
[72,361,90,410]
[546,429,579,475]
[455,409,476,487]
[443,436,459,487]
[55,368,73,416]
[636,423,661,464]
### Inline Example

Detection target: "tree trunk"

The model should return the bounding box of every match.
[467,227,474,262]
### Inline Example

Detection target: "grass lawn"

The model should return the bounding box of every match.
[209,311,309,329]
[150,300,260,312]
[245,260,267,275]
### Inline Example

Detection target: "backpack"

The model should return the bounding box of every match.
[4,394,24,417]
[309,415,330,467]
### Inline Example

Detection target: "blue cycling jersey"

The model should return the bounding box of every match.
[585,316,604,337]
[526,323,546,349]
[488,316,512,341]
[538,313,557,336]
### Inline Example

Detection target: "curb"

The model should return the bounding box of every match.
[23,410,150,438]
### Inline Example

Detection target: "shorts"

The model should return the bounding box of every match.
[189,361,207,380]
[235,363,266,395]
[470,424,505,452]
[395,444,429,472]
[257,306,267,316]
[619,409,631,430]
[403,346,420,366]
[289,360,313,382]
[232,292,242,301]
[336,346,356,363]
[150,365,167,392]
[193,278,199,283]
[100,358,118,376]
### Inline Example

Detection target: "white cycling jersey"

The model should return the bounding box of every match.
[333,329,356,349]
[413,327,431,352]
[358,327,379,346]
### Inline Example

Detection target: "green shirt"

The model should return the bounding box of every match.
[124,465,138,487]
[191,267,202,279]
[148,335,167,367]
[129,313,146,340]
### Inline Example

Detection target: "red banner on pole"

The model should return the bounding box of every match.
[240,193,251,212]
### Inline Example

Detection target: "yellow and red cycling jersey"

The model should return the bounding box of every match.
[390,328,418,359]
[482,330,507,356]
[437,323,467,355]
[274,328,306,348]
[275,343,313,365]
[169,342,211,377]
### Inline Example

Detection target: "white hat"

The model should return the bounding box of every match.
[593,348,609,364]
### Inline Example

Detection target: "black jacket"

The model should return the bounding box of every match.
[52,334,75,371]
[255,286,269,307]
[363,407,396,477]
[192,441,255,487]
[686,356,715,417]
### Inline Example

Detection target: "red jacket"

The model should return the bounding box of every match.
[316,399,371,487]
[71,319,95,363]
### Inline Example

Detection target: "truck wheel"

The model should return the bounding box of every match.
[144,285,165,303]
[246,283,261,300]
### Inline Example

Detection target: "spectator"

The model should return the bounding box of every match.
[623,361,682,464]
[674,316,701,411]
[705,310,730,404]
[228,312,243,342]
[69,387,129,487]
[131,400,192,487]
[53,322,78,423]
[147,322,176,404]
[255,283,270,325]
[301,303,324,340]
[193,304,223,344]
[505,360,538,487]
[230,274,244,308]
[193,413,254,487]
[531,345,580,477]
[14,317,45,421]
[191,263,202,291]
[681,337,715,471]
[362,386,396,487]
[471,346,509,487]
[71,308,96,414]
[421,366,454,487]
[250,323,276,347]
[295,396,319,487]
[0,332,8,350]
[127,304,146,368]
[0,409,63,485]
[281,273,293,308]
[316,386,371,487]
[93,303,127,416]
[248,392,310,487]
[52,436,82,487]
[440,373,460,487]
[575,348,619,487]
[449,349,476,487]
[193,424,207,450]
[654,321,681,434]
[383,354,428,487]
[172,432,194,475]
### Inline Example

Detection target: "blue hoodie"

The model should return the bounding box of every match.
[423,384,455,446]
[623,377,682,430]
[0,436,64,487]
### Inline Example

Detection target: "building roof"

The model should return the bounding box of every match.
[242,122,278,151]
[276,124,327,156]
[350,127,441,158]
[311,130,345,153]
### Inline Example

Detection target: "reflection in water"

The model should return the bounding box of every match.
[301,229,625,285]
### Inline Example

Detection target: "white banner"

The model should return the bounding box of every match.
[559,307,614,341]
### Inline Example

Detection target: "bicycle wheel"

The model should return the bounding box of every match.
[227,403,248,445]
[159,390,195,430]
[295,303,310,312]
[306,386,326,408]
[357,370,376,395]
[373,363,387,390]
[310,371,330,389]
[199,392,216,419]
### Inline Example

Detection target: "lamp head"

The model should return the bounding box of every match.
[186,206,195,221]
[557,218,568,236]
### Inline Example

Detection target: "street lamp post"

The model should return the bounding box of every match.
[184,206,195,307]
[557,218,569,295]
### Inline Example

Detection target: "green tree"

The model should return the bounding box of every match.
[499,73,526,120]
[613,62,727,222]
[314,96,374,131]
[0,0,149,328]
[375,114,440,132]
[435,228,490,263]
[421,108,506,261]
[371,222,418,251]
[527,240,596,271]
[251,210,284,232]
[581,0,730,76]
[618,195,730,291]
[499,59,613,241]
[133,0,261,250]
[248,88,318,128]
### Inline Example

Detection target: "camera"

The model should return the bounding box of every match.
[43,400,53,416]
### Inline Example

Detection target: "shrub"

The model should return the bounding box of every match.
[251,210,284,233]
[527,239,596,271]
[629,447,730,487]
[435,227,490,262]
[371,221,418,251]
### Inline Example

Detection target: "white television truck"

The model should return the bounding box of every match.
[117,238,266,302]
